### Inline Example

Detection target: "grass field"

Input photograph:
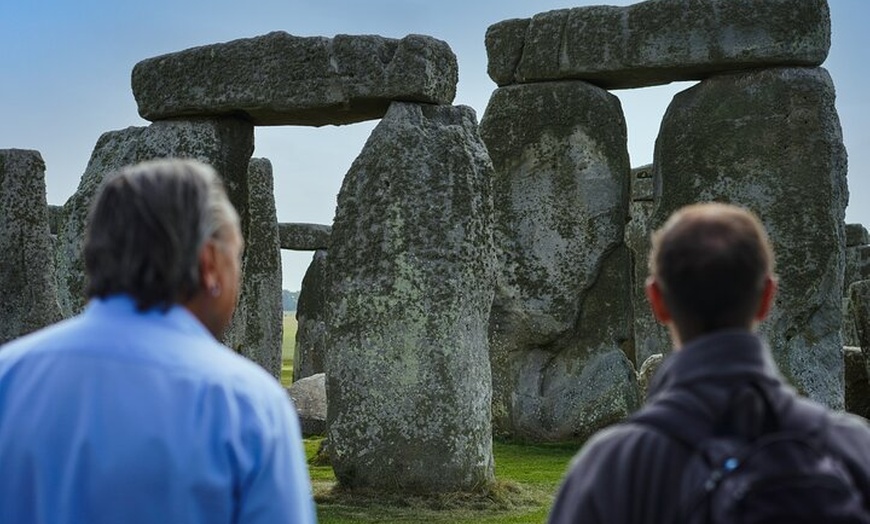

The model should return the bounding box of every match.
[304,438,576,523]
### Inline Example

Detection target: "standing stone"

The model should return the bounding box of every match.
[626,164,671,366]
[293,249,328,382]
[480,81,638,442]
[844,347,870,419]
[846,224,869,248]
[133,32,458,126]
[55,118,254,320]
[326,102,496,493]
[224,158,282,379]
[486,0,830,89]
[653,67,847,408]
[0,150,61,344]
[850,281,870,358]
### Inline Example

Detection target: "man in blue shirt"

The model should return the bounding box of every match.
[0,159,316,523]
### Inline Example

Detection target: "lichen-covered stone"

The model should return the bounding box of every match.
[486,0,830,89]
[0,150,61,344]
[653,67,847,409]
[626,164,670,366]
[287,372,327,437]
[133,32,458,126]
[845,246,870,293]
[844,346,870,419]
[325,102,496,493]
[224,158,282,379]
[294,249,328,382]
[55,119,254,318]
[480,81,638,442]
[846,224,869,248]
[637,353,665,398]
[850,281,870,359]
[278,223,331,251]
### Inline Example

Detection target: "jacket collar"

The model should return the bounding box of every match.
[648,329,783,399]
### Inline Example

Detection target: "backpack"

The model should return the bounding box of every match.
[631,381,870,524]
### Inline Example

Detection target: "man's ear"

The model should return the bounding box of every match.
[645,277,672,325]
[754,275,777,322]
[198,240,219,292]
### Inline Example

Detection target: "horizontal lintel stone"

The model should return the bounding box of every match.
[279,223,332,251]
[133,32,458,126]
[486,0,830,89]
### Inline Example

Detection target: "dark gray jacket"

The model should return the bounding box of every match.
[548,330,870,524]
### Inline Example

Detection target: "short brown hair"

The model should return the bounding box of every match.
[649,203,775,339]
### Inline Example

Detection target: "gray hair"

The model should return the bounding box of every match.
[84,158,239,311]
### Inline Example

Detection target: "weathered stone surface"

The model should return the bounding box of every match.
[278,223,331,251]
[47,204,63,235]
[653,67,847,408]
[846,223,869,248]
[293,250,328,382]
[224,158,282,379]
[486,0,830,89]
[287,373,327,437]
[325,102,496,492]
[480,81,638,442]
[55,119,254,319]
[0,150,61,344]
[626,164,670,366]
[844,347,870,419]
[850,281,870,357]
[637,353,665,398]
[845,246,870,292]
[133,32,458,126]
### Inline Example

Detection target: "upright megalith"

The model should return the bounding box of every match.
[224,158,282,379]
[480,81,638,442]
[0,150,61,344]
[325,102,496,493]
[653,67,847,408]
[55,118,254,317]
[133,32,458,126]
[626,164,670,366]
[486,0,830,89]
[294,250,328,383]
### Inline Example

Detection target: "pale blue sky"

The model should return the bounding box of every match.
[1,0,867,289]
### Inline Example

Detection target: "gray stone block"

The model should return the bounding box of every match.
[293,249,328,382]
[480,81,638,442]
[278,223,331,251]
[133,32,458,126]
[224,158,283,379]
[845,245,870,292]
[325,102,496,493]
[0,150,62,344]
[846,223,869,247]
[653,67,847,409]
[845,346,870,419]
[486,0,830,89]
[288,373,327,437]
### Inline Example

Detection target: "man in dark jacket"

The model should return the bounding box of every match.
[548,202,870,523]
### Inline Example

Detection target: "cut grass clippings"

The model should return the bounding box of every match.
[304,437,578,524]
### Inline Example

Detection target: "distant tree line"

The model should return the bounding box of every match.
[282,290,300,312]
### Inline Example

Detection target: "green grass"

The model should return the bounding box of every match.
[303,438,577,524]
[281,312,297,387]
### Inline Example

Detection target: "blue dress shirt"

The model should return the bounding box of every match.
[0,295,316,523]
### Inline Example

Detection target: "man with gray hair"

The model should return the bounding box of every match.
[0,159,316,523]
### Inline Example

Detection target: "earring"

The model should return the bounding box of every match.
[209,282,222,298]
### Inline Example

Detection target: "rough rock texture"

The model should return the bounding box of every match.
[325,102,496,493]
[845,246,870,293]
[133,32,458,126]
[294,250,328,382]
[0,150,62,344]
[55,119,254,318]
[637,353,665,398]
[480,81,639,442]
[846,224,869,248]
[486,0,830,89]
[224,158,282,379]
[653,67,847,409]
[47,204,63,235]
[850,282,870,357]
[278,223,331,251]
[625,164,670,366]
[287,373,327,436]
[844,347,870,419]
